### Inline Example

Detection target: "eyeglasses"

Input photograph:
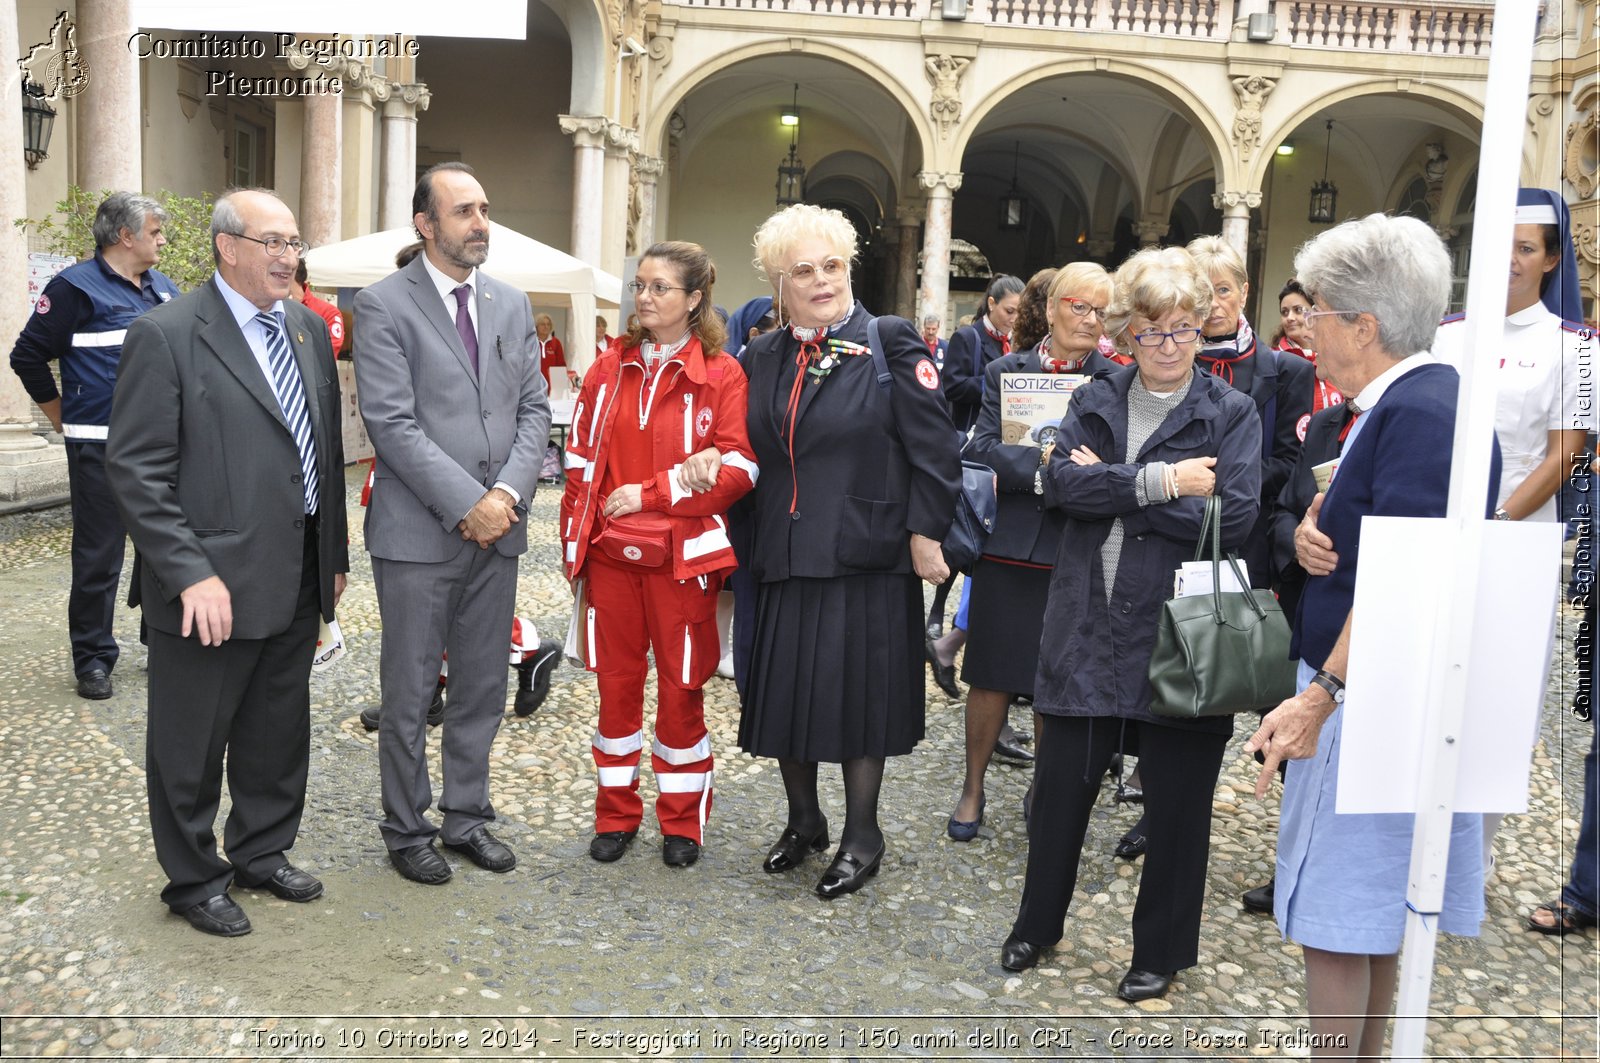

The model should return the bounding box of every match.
[1302,308,1366,329]
[231,232,307,257]
[783,257,848,286]
[626,280,691,298]
[1059,297,1107,321]
[1131,327,1203,348]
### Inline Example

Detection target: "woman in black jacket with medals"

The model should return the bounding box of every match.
[947,262,1115,840]
[738,204,961,898]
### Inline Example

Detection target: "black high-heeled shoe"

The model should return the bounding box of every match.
[762,820,830,874]
[815,844,884,899]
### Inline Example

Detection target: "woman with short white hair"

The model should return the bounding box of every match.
[737,204,960,898]
[1247,213,1496,1055]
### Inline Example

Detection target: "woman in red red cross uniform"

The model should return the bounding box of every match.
[561,241,757,868]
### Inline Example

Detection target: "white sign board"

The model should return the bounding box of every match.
[1336,516,1560,815]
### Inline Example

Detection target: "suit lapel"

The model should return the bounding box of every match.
[285,312,330,455]
[475,282,497,389]
[197,280,289,432]
[403,257,479,389]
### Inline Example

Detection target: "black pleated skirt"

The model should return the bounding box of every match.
[960,556,1052,697]
[738,573,926,762]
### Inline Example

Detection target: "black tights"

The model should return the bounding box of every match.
[778,756,886,860]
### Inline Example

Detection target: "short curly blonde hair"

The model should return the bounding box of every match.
[751,204,858,281]
[1103,247,1214,355]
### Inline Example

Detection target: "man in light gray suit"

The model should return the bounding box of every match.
[356,162,551,884]
[109,190,347,936]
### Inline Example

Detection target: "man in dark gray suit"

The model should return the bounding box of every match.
[356,162,550,884]
[108,190,348,937]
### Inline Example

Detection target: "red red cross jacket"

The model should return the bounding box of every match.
[561,336,757,580]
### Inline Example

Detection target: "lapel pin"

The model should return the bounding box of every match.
[485,291,493,300]
[297,331,306,344]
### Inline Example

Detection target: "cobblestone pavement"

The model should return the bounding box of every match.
[0,466,1595,1060]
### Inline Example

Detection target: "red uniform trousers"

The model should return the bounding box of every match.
[585,554,721,842]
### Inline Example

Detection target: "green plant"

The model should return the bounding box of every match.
[14,185,216,291]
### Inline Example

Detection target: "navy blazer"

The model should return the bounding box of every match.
[1293,362,1501,667]
[942,323,1006,434]
[1269,402,1355,625]
[742,307,961,581]
[1032,364,1262,730]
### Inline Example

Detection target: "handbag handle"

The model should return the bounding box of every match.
[1195,494,1268,623]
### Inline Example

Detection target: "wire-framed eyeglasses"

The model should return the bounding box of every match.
[625,280,692,298]
[783,257,849,286]
[1131,327,1203,348]
[232,232,308,257]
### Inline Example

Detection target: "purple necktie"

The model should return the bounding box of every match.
[452,284,479,375]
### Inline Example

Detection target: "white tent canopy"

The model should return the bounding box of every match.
[304,221,623,375]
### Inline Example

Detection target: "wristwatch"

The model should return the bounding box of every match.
[1033,467,1045,495]
[1309,668,1346,704]
[1493,508,1511,521]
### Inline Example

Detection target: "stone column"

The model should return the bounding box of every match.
[894,211,922,320]
[340,66,379,240]
[300,93,342,248]
[379,84,431,231]
[0,2,66,503]
[1135,219,1170,248]
[1086,238,1116,263]
[600,123,637,277]
[1212,190,1261,261]
[917,172,962,325]
[560,115,608,266]
[74,0,140,194]
[631,154,665,256]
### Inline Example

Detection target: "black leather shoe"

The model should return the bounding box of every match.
[1114,782,1144,804]
[389,841,452,884]
[249,863,323,902]
[177,893,251,937]
[359,687,445,732]
[1241,878,1275,914]
[76,669,112,700]
[762,820,829,873]
[1000,932,1042,972]
[1116,967,1173,1002]
[514,640,562,717]
[662,835,700,867]
[815,844,883,899]
[589,830,637,863]
[1114,830,1148,860]
[925,637,961,700]
[993,733,1035,764]
[443,825,516,872]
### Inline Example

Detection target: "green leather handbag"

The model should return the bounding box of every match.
[1147,495,1297,718]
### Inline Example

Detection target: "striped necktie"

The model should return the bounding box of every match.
[255,311,320,514]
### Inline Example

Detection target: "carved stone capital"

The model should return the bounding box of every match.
[560,114,610,148]
[1086,239,1116,259]
[1134,220,1169,245]
[632,153,665,180]
[917,171,963,194]
[1210,190,1262,212]
[605,122,639,156]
